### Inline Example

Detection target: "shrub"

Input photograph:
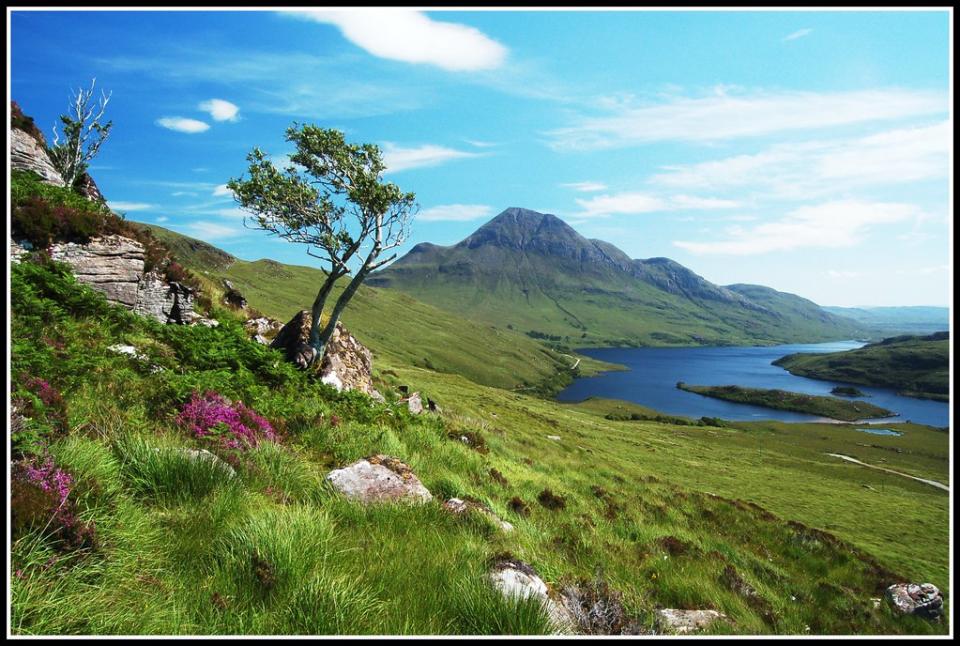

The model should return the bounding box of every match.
[12,196,106,248]
[177,391,278,451]
[11,455,96,551]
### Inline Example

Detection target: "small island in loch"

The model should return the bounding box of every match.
[676,383,896,422]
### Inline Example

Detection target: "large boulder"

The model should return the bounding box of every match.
[270,310,378,395]
[11,127,65,187]
[326,455,432,504]
[134,270,198,325]
[885,583,943,619]
[76,172,106,204]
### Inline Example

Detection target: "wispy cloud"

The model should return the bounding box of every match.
[198,98,239,122]
[156,117,210,133]
[783,28,813,42]
[291,9,507,71]
[417,204,493,222]
[382,143,485,173]
[674,201,921,255]
[108,201,154,212]
[212,184,233,197]
[181,221,244,240]
[649,121,950,199]
[575,192,740,218]
[546,88,947,150]
[560,181,607,192]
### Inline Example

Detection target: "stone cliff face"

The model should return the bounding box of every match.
[11,128,65,187]
[45,234,198,324]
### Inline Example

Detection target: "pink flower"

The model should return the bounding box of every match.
[176,391,277,451]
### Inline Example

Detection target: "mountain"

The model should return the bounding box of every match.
[773,331,950,402]
[822,306,949,336]
[368,207,869,347]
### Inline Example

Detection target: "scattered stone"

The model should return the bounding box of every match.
[871,597,882,609]
[401,391,424,415]
[547,435,561,441]
[10,238,30,264]
[193,317,219,327]
[326,455,431,504]
[442,497,514,532]
[222,279,247,309]
[489,560,575,633]
[244,316,282,343]
[107,343,147,360]
[153,447,236,478]
[885,583,943,619]
[655,609,726,635]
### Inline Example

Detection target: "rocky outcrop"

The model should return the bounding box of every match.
[488,560,575,633]
[270,310,378,396]
[10,239,31,264]
[222,279,247,309]
[50,235,145,307]
[11,127,65,187]
[134,270,198,325]
[326,455,432,504]
[654,609,726,635]
[46,234,198,324]
[885,583,943,619]
[76,172,106,204]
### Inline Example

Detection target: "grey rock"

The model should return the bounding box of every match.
[326,455,431,504]
[654,609,726,635]
[152,447,236,478]
[489,560,575,633]
[885,583,943,619]
[134,270,198,324]
[10,238,30,264]
[402,392,424,415]
[442,497,514,532]
[11,128,65,186]
[50,235,145,307]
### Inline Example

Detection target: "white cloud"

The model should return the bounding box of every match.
[546,88,947,150]
[382,143,484,173]
[783,28,813,42]
[198,98,239,122]
[465,139,498,148]
[155,216,169,223]
[560,181,607,192]
[156,117,210,133]
[215,207,249,219]
[674,201,921,255]
[649,121,951,199]
[183,221,243,240]
[172,191,198,197]
[574,192,739,218]
[212,184,233,197]
[108,201,154,212]
[293,9,507,71]
[417,204,493,222]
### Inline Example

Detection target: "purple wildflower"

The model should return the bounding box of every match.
[176,391,277,451]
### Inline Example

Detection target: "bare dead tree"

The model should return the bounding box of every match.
[49,78,113,188]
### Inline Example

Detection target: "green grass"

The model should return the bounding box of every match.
[9,259,950,635]
[676,384,895,422]
[774,333,949,402]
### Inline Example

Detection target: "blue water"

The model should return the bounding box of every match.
[557,341,949,427]
[855,428,902,436]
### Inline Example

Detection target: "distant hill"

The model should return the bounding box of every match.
[823,306,949,336]
[368,207,869,347]
[773,332,949,402]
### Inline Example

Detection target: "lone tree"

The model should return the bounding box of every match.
[227,125,416,368]
[49,78,113,188]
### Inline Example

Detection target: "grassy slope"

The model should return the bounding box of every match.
[774,333,950,402]
[133,222,613,393]
[10,261,949,635]
[676,384,895,422]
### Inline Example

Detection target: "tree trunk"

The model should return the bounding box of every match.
[306,270,342,365]
[314,263,373,355]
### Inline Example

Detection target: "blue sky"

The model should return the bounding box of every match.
[9,8,952,307]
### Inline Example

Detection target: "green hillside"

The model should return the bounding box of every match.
[675,384,895,422]
[774,333,950,402]
[10,259,950,635]
[132,222,611,395]
[369,208,869,348]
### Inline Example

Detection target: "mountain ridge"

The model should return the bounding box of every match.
[369,207,868,346]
